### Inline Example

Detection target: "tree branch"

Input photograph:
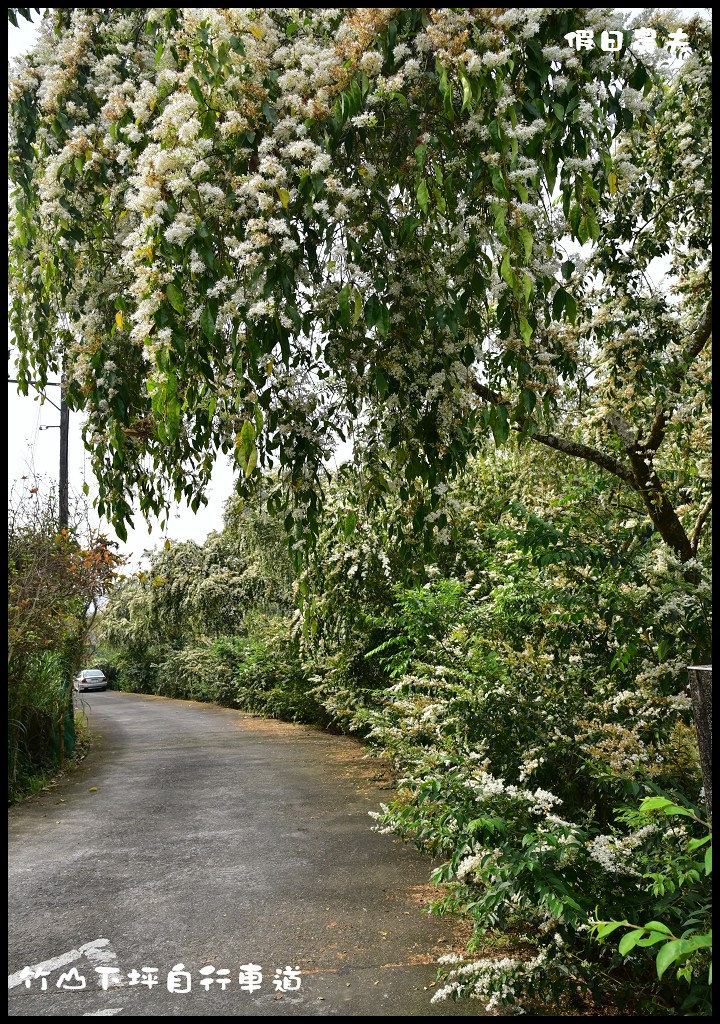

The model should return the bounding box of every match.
[469,378,638,487]
[470,379,502,405]
[691,494,712,554]
[642,298,713,452]
[607,409,638,448]
[470,376,698,561]
[529,431,638,487]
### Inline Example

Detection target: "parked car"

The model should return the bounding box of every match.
[74,669,108,692]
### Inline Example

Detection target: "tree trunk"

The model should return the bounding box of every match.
[687,665,712,819]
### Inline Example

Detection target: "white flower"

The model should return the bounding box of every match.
[359,51,383,77]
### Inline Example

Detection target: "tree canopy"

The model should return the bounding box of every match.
[8,8,711,557]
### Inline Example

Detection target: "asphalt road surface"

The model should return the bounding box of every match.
[9,691,484,1017]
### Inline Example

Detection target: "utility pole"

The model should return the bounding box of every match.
[59,380,69,529]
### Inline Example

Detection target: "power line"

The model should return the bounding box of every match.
[8,378,62,412]
[8,375,69,527]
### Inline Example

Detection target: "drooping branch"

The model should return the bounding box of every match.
[642,299,713,452]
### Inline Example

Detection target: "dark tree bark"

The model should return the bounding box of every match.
[687,665,712,819]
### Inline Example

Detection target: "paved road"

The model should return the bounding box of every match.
[9,692,481,1017]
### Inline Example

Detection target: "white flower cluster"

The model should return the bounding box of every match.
[431,949,548,1012]
[587,824,657,876]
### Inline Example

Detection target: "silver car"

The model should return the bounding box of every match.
[74,669,108,692]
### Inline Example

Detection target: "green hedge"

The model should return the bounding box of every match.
[101,615,326,725]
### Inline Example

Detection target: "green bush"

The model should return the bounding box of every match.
[8,653,71,802]
[100,618,325,725]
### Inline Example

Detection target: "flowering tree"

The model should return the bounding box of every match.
[8,8,711,558]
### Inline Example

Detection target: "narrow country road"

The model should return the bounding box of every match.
[8,692,482,1017]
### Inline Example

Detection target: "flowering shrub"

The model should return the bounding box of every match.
[96,435,711,1012]
[303,440,710,1014]
[116,623,321,724]
[589,797,711,1016]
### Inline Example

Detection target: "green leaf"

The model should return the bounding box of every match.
[655,933,712,979]
[165,391,181,441]
[636,932,670,948]
[365,294,381,328]
[239,420,255,451]
[352,288,362,327]
[635,923,674,947]
[338,283,351,327]
[519,316,532,345]
[416,178,429,215]
[376,366,388,399]
[376,303,390,338]
[639,796,695,819]
[491,168,509,200]
[522,272,533,303]
[277,188,290,208]
[500,251,513,289]
[188,76,204,106]
[236,420,256,473]
[492,405,509,445]
[640,797,675,812]
[520,388,536,414]
[343,512,357,538]
[244,446,258,477]
[618,930,641,956]
[595,921,627,940]
[682,934,712,953]
[519,228,533,262]
[552,287,567,321]
[586,209,600,242]
[200,303,215,341]
[166,282,184,313]
[656,940,684,979]
[642,922,673,936]
[565,291,577,324]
